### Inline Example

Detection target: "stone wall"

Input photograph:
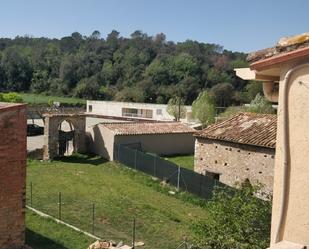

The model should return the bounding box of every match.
[0,104,27,249]
[194,137,275,193]
[43,114,86,160]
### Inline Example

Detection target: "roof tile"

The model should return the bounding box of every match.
[99,122,195,135]
[195,112,277,148]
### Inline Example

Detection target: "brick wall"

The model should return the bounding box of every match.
[194,137,275,193]
[0,104,27,249]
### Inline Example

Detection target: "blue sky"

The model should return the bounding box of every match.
[1,0,308,52]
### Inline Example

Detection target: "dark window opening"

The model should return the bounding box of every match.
[205,170,220,181]
[89,105,93,112]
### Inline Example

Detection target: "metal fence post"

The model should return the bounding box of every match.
[92,203,95,235]
[30,182,33,207]
[177,166,181,191]
[134,149,137,170]
[132,218,136,249]
[58,192,62,220]
[153,156,156,177]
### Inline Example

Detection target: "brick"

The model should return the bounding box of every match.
[0,104,26,249]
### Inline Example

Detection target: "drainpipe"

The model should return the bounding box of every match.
[263,82,279,102]
[274,63,309,244]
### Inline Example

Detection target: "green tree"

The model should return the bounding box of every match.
[193,182,271,249]
[166,96,186,121]
[31,69,50,93]
[74,77,100,100]
[210,82,234,107]
[248,93,275,114]
[192,91,215,128]
[243,81,264,102]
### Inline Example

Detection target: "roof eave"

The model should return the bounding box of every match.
[249,46,309,71]
[195,135,276,149]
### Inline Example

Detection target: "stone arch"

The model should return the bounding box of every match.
[43,114,86,160]
[58,119,75,156]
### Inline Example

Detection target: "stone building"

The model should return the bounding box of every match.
[194,112,277,193]
[0,103,27,249]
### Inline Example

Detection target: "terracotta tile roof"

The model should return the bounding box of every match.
[99,122,195,135]
[195,112,277,148]
[247,33,309,63]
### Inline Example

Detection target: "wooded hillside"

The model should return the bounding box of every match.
[0,30,259,105]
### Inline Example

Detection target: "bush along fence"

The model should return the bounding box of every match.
[114,144,226,199]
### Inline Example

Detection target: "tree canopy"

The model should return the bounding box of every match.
[192,91,216,128]
[0,31,249,104]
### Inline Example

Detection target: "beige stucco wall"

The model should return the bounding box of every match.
[270,59,309,246]
[115,133,195,156]
[89,127,195,160]
[88,125,115,160]
[194,138,275,193]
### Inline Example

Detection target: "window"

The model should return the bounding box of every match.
[205,170,220,181]
[88,105,93,112]
[156,109,162,115]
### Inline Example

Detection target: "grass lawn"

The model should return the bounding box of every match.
[20,93,86,105]
[26,155,207,249]
[164,155,194,170]
[26,211,94,249]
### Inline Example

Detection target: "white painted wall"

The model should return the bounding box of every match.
[86,100,194,122]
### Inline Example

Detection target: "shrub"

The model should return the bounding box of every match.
[0,92,23,103]
[192,182,271,249]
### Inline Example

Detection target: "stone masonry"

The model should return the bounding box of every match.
[43,114,86,160]
[194,137,275,193]
[0,103,27,249]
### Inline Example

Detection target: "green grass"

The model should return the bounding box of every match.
[164,155,194,170]
[20,93,86,105]
[26,155,207,249]
[26,211,94,249]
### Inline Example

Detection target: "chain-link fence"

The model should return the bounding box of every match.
[26,182,137,245]
[114,144,226,199]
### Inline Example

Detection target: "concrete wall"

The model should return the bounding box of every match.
[88,125,115,160]
[86,100,193,122]
[115,133,195,157]
[0,104,26,249]
[270,60,309,246]
[194,137,275,193]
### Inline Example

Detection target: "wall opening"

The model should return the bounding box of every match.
[205,170,220,181]
[58,120,75,156]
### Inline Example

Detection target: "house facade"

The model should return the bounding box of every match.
[86,100,195,123]
[235,33,309,248]
[194,112,276,193]
[0,103,27,249]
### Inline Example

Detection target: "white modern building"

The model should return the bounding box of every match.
[86,100,196,123]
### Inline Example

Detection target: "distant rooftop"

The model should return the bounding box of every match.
[0,102,26,111]
[99,122,195,135]
[195,112,277,148]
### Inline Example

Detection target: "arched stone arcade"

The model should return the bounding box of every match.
[43,114,86,160]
